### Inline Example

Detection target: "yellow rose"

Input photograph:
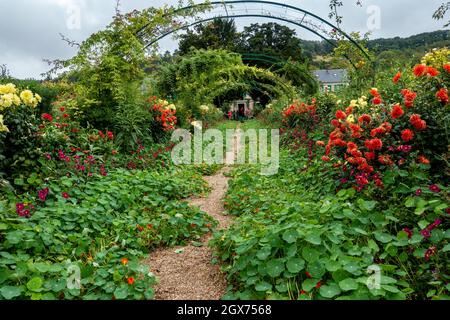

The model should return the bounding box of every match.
[20,89,33,102]
[0,94,13,108]
[0,83,16,95]
[12,94,21,106]
[0,115,9,132]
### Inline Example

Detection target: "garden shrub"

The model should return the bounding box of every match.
[0,167,214,300]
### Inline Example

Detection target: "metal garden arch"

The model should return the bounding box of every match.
[137,0,371,67]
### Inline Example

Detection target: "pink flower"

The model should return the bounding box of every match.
[38,188,50,202]
[415,189,422,196]
[420,229,431,239]
[62,192,70,199]
[429,184,441,193]
[403,228,413,239]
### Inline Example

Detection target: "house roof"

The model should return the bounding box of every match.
[312,69,348,84]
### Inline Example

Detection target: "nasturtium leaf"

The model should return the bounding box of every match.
[358,199,377,211]
[285,244,297,257]
[319,283,341,298]
[302,278,318,292]
[325,260,340,272]
[282,230,298,244]
[286,258,305,273]
[255,281,272,292]
[114,285,129,299]
[266,259,285,277]
[26,277,43,292]
[256,246,272,260]
[343,262,360,275]
[374,232,393,243]
[339,278,358,291]
[308,261,326,278]
[302,247,320,262]
[442,244,450,252]
[0,286,24,299]
[381,285,400,293]
[405,198,415,208]
[275,282,288,293]
[305,233,322,245]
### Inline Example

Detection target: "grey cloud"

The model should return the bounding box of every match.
[0,0,446,79]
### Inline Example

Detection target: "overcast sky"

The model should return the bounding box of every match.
[0,0,447,79]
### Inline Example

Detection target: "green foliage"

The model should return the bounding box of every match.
[0,105,40,182]
[156,49,295,112]
[0,167,214,300]
[178,18,239,55]
[212,150,449,300]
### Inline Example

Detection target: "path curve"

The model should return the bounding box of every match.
[144,127,240,300]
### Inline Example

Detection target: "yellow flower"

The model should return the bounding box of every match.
[12,94,21,106]
[199,105,209,114]
[0,94,13,109]
[0,115,9,132]
[0,83,16,95]
[349,100,358,107]
[346,114,355,123]
[35,93,42,103]
[20,90,33,102]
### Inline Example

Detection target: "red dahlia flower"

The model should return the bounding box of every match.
[365,139,383,150]
[358,114,371,124]
[444,64,450,73]
[413,64,427,77]
[391,104,404,119]
[335,110,346,120]
[372,97,382,105]
[393,72,401,84]
[370,88,380,97]
[410,114,427,130]
[401,129,414,142]
[127,277,135,285]
[417,155,430,164]
[426,66,440,77]
[436,88,449,104]
[41,113,53,122]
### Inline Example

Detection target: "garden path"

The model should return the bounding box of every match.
[144,127,240,300]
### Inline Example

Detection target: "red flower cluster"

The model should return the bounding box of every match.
[16,203,33,218]
[409,114,426,130]
[413,64,440,77]
[444,64,450,73]
[41,113,53,122]
[401,129,414,142]
[436,88,449,105]
[392,71,402,84]
[151,102,177,131]
[401,89,417,108]
[391,104,404,119]
[38,187,50,202]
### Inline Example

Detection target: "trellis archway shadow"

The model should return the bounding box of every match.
[137,0,371,68]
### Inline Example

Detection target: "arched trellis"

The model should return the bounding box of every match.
[137,0,371,67]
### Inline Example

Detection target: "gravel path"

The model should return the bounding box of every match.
[145,128,239,300]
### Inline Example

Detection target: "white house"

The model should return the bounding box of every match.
[312,69,348,93]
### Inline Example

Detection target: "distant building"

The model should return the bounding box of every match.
[312,69,348,93]
[229,94,255,119]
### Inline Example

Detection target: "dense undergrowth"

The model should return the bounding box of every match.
[212,147,449,300]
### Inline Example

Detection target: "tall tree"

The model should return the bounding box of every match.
[237,23,305,63]
[177,19,239,55]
